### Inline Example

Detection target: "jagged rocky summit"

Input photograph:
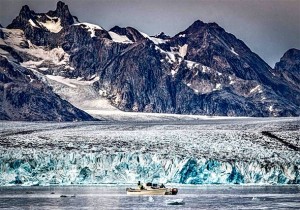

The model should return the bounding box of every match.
[0,1,299,120]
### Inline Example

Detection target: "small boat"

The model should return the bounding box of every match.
[126,182,178,195]
[166,199,185,205]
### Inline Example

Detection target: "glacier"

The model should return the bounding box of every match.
[0,118,299,186]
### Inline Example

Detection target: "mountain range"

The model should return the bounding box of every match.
[0,1,299,121]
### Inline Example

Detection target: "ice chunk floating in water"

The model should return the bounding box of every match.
[166,199,185,205]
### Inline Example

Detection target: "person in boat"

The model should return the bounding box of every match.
[137,181,144,190]
[136,181,165,190]
[160,183,165,188]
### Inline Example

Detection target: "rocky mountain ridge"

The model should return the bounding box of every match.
[0,55,94,121]
[0,1,299,120]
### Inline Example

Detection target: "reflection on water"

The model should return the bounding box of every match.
[0,185,300,209]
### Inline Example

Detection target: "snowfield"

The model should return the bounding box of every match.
[0,117,299,186]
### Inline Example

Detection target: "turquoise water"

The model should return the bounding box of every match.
[0,185,299,209]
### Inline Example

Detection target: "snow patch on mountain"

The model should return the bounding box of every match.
[202,65,211,73]
[229,76,236,84]
[37,16,63,33]
[155,46,177,64]
[139,30,150,39]
[148,36,167,45]
[171,70,176,76]
[74,22,103,37]
[138,30,166,45]
[28,19,38,28]
[230,47,239,56]
[250,85,263,94]
[179,44,188,57]
[185,60,200,69]
[108,31,132,43]
[214,83,222,90]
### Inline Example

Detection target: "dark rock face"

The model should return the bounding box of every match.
[2,2,300,117]
[0,56,95,121]
[97,40,174,113]
[153,32,170,40]
[0,45,23,62]
[274,49,300,90]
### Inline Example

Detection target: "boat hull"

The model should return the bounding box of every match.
[126,188,167,195]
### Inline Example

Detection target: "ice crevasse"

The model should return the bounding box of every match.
[0,150,299,186]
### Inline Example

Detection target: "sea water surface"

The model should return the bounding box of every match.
[0,185,299,209]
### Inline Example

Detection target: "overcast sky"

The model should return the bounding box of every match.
[0,0,299,67]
